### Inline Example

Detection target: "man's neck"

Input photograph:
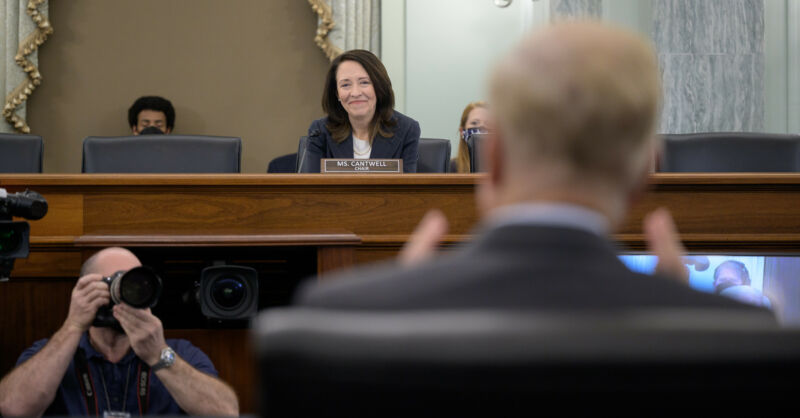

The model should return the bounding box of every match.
[487,182,627,233]
[88,326,131,363]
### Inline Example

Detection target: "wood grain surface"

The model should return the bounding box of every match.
[2,173,800,412]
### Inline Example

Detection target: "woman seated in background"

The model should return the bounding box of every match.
[299,49,420,172]
[451,101,490,173]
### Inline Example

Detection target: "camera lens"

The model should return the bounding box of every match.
[211,277,246,309]
[118,266,162,308]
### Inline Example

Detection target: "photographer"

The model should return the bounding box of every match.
[0,247,239,416]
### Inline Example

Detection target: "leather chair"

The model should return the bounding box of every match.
[468,133,488,172]
[417,138,451,173]
[267,153,297,173]
[254,307,789,417]
[82,135,241,173]
[660,133,800,172]
[0,133,43,173]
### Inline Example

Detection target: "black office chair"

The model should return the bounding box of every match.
[267,153,298,173]
[417,138,451,173]
[0,133,43,173]
[467,133,488,173]
[660,133,800,172]
[254,307,790,417]
[82,135,241,173]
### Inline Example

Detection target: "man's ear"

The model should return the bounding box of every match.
[131,126,139,135]
[164,127,172,134]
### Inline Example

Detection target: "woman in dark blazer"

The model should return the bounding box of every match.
[299,49,420,173]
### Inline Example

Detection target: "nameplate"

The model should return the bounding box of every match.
[321,159,403,173]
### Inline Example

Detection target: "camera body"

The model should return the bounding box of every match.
[1,188,47,280]
[93,266,163,328]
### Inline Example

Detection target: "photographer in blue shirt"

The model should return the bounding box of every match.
[0,247,238,416]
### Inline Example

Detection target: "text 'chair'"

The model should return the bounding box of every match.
[660,133,800,172]
[416,138,451,173]
[82,135,241,173]
[254,307,791,417]
[0,133,43,173]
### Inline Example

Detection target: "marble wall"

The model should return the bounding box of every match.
[654,0,765,133]
[551,0,602,19]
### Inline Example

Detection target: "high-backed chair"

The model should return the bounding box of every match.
[254,307,789,416]
[0,133,43,173]
[417,138,451,173]
[660,133,800,172]
[467,133,488,172]
[267,153,297,173]
[82,135,241,173]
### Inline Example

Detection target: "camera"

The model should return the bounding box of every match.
[196,265,258,320]
[1,188,48,280]
[93,266,163,327]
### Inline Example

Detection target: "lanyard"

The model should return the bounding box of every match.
[75,347,151,416]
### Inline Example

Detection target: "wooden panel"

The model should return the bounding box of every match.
[74,233,360,247]
[11,251,83,278]
[0,279,74,381]
[317,246,356,277]
[3,172,800,414]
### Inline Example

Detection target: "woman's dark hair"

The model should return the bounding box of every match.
[322,49,396,143]
[128,96,175,130]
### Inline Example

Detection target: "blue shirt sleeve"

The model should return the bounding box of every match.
[168,339,218,377]
[16,338,49,366]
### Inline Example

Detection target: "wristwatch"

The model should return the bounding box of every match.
[151,346,176,372]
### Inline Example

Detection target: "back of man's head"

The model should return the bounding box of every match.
[489,21,662,193]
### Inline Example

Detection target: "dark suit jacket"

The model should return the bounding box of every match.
[296,224,770,314]
[299,111,421,173]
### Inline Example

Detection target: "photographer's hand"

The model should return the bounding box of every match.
[65,273,111,333]
[111,304,239,415]
[112,304,166,366]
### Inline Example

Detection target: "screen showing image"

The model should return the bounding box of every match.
[619,254,800,326]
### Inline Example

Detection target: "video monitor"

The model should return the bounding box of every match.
[619,254,800,326]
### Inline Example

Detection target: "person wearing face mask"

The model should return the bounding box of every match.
[128,96,174,135]
[451,101,491,173]
[299,50,421,173]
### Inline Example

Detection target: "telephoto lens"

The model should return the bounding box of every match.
[105,266,163,308]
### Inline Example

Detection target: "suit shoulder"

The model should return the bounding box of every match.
[391,110,418,127]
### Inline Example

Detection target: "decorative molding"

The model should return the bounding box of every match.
[3,0,53,133]
[308,0,343,62]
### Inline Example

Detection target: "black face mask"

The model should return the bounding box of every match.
[138,126,165,135]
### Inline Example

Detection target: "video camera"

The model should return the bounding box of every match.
[1,188,48,280]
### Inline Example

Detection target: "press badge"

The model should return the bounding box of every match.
[104,411,131,418]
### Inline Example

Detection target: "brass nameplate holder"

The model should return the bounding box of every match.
[321,159,403,173]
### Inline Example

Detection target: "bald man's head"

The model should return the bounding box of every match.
[80,247,141,278]
[489,21,662,192]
